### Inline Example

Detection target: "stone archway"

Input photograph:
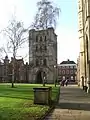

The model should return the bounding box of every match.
[36,70,43,83]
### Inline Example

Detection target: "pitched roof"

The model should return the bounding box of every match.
[60,60,76,64]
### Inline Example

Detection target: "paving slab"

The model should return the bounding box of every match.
[44,85,90,120]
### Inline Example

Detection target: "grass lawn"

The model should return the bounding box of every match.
[0,83,60,120]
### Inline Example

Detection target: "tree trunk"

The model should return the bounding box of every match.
[12,53,15,88]
[12,63,14,88]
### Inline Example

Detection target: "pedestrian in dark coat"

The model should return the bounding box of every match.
[65,79,69,86]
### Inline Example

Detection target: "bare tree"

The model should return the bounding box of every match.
[32,0,60,86]
[2,15,28,87]
[32,0,60,30]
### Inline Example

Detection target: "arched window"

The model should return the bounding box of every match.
[70,70,73,74]
[43,59,47,66]
[62,70,65,74]
[40,36,42,42]
[36,46,38,51]
[44,45,47,51]
[40,46,42,52]
[44,36,46,41]
[36,59,39,66]
[66,70,69,74]
[36,35,38,42]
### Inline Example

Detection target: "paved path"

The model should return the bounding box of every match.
[44,85,90,120]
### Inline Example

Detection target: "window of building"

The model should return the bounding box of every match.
[44,45,47,51]
[36,46,38,51]
[43,59,47,66]
[36,35,38,42]
[40,46,42,52]
[40,36,42,42]
[70,70,73,74]
[66,70,69,74]
[36,59,39,66]
[62,70,65,74]
[44,36,46,41]
[71,76,73,80]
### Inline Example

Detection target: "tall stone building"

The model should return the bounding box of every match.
[78,0,90,92]
[29,27,57,84]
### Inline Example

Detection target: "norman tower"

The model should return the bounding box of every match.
[29,28,57,84]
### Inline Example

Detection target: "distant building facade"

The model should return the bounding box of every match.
[0,56,29,83]
[58,59,77,82]
[29,28,57,83]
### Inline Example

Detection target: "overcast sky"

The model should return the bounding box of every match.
[0,0,80,63]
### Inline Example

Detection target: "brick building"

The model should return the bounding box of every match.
[0,56,29,83]
[58,59,77,83]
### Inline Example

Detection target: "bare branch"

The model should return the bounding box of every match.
[32,0,60,30]
[2,17,28,58]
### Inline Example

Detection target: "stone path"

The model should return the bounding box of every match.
[44,85,90,120]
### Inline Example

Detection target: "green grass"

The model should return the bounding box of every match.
[0,83,59,120]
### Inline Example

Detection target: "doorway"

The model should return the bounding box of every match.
[36,70,42,83]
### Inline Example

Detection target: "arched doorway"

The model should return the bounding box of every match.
[36,70,42,83]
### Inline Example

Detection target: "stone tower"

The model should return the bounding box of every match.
[29,27,57,84]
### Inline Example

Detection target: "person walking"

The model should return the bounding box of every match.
[65,79,69,86]
[61,79,65,86]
